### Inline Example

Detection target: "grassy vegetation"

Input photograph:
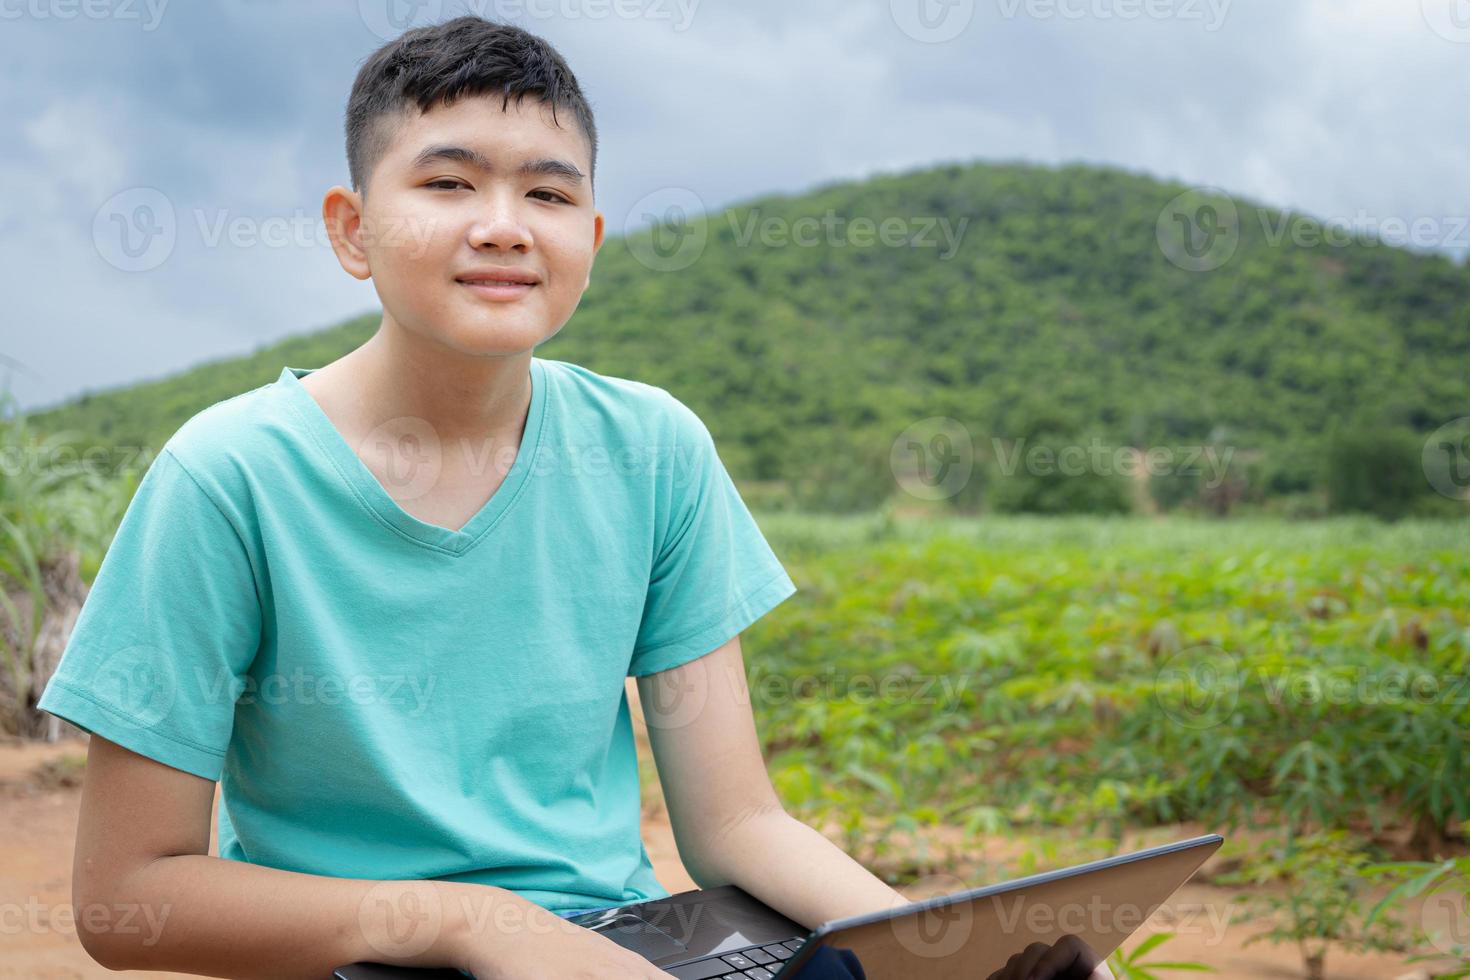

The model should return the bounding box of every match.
[749,514,1470,851]
[743,512,1470,977]
[0,392,136,734]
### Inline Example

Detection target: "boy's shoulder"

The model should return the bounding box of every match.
[539,357,707,441]
[154,372,295,487]
[540,355,672,406]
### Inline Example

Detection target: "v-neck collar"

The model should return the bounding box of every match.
[277,357,548,557]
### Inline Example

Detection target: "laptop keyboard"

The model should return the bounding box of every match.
[666,937,806,979]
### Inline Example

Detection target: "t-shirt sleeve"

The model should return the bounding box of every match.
[36,447,262,781]
[627,395,797,678]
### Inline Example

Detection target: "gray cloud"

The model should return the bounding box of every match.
[1,0,1465,410]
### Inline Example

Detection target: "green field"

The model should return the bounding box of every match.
[741,514,1470,876]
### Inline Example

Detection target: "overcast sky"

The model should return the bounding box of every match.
[2,0,1466,411]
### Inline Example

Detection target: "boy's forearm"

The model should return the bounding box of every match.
[689,808,911,932]
[85,852,512,979]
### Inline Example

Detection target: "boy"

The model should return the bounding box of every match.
[37,16,916,980]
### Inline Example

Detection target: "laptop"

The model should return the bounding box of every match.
[336,833,1222,979]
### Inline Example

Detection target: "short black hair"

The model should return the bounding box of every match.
[344,15,597,200]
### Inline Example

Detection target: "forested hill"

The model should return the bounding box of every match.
[25,160,1470,515]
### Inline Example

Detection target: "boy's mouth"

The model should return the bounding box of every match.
[456,270,540,301]
[456,267,541,286]
[458,280,537,301]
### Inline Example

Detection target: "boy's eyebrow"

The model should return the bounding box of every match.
[408,144,585,184]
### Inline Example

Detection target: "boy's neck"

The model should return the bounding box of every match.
[301,319,534,452]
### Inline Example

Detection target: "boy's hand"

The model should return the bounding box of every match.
[453,901,678,980]
[984,934,1116,980]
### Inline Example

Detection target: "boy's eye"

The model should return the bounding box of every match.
[423,180,568,204]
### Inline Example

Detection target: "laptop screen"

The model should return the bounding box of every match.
[778,835,1221,979]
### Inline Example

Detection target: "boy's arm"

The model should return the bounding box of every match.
[71,735,501,979]
[636,635,911,931]
[639,639,1118,979]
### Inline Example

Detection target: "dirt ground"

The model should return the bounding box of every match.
[0,682,1448,979]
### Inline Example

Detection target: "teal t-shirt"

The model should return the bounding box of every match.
[37,355,797,913]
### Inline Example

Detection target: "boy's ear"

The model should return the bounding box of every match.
[585,210,605,291]
[322,185,372,281]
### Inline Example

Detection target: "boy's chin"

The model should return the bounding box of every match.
[431,320,557,358]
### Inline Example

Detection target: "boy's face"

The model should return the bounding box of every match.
[325,93,603,357]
